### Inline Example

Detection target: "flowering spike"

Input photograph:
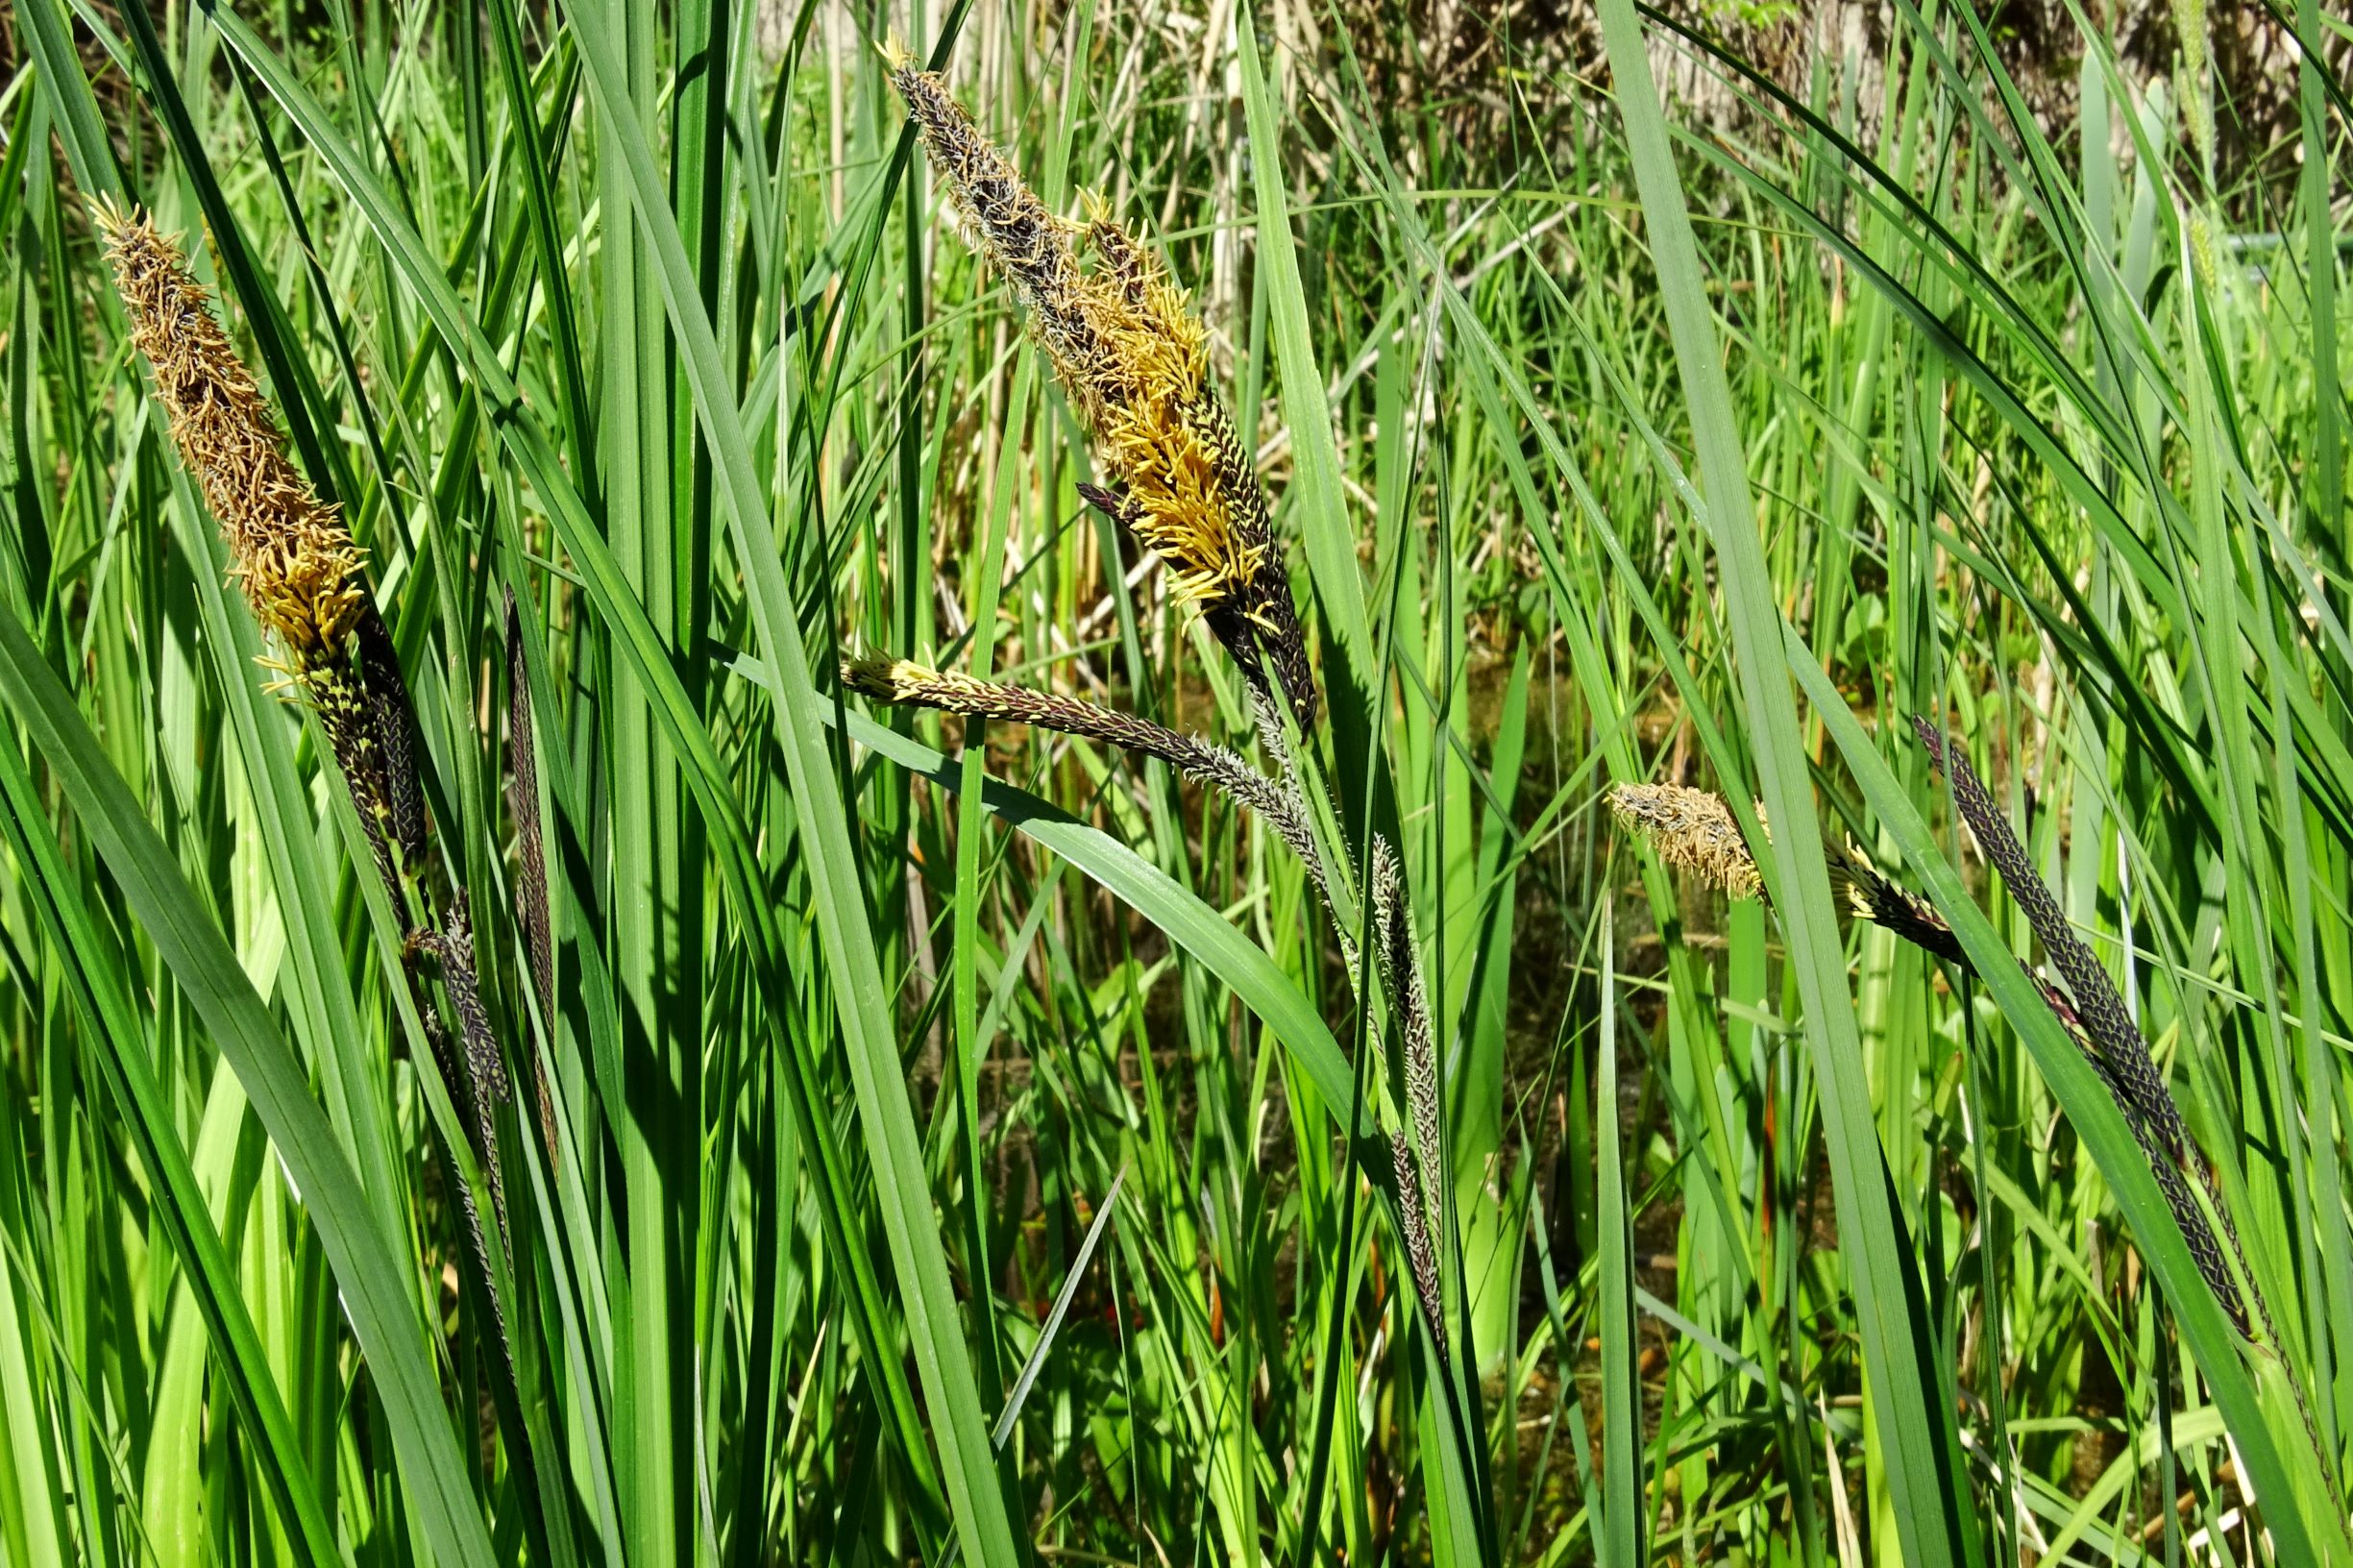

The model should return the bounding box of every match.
[843,656,1320,868]
[97,204,418,890]
[97,205,367,672]
[889,70,1319,730]
[1607,781,1766,902]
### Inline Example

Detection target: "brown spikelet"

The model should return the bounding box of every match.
[408,919,515,1356]
[1910,722,2189,1163]
[1607,782,1766,902]
[1911,718,2253,1338]
[418,897,510,1254]
[355,605,427,871]
[505,595,559,1165]
[97,205,368,675]
[1372,838,1442,1237]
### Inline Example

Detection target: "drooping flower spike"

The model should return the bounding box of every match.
[1607,761,2257,1341]
[869,54,1447,1347]
[1911,721,2254,1338]
[842,656,1318,868]
[101,201,520,1358]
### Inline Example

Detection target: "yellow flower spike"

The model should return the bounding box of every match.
[1606,781,1768,902]
[98,201,431,899]
[891,69,1322,729]
[96,204,368,674]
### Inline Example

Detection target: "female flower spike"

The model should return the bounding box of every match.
[888,53,1318,730]
[841,655,1320,867]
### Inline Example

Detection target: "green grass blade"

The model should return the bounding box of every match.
[1592,5,1974,1562]
[560,11,1025,1558]
[993,1164,1126,1450]
[0,735,341,1568]
[0,607,500,1568]
[1595,906,1640,1568]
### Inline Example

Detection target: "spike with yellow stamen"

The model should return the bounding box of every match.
[96,202,368,671]
[95,202,421,889]
[99,200,519,1371]
[886,62,1318,729]
[1607,781,1767,902]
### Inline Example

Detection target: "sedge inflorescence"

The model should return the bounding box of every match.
[1607,739,2266,1347]
[101,202,523,1357]
[856,55,1453,1357]
[842,655,1321,870]
[97,204,367,673]
[95,204,429,895]
[1607,781,1767,903]
[887,53,1314,729]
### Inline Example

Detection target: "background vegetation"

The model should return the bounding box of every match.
[0,0,2347,1562]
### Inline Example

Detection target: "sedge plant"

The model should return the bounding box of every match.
[0,0,2346,1562]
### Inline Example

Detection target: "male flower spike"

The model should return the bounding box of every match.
[98,204,423,888]
[888,49,1318,729]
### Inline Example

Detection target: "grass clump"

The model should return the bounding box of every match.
[0,1,2345,1564]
